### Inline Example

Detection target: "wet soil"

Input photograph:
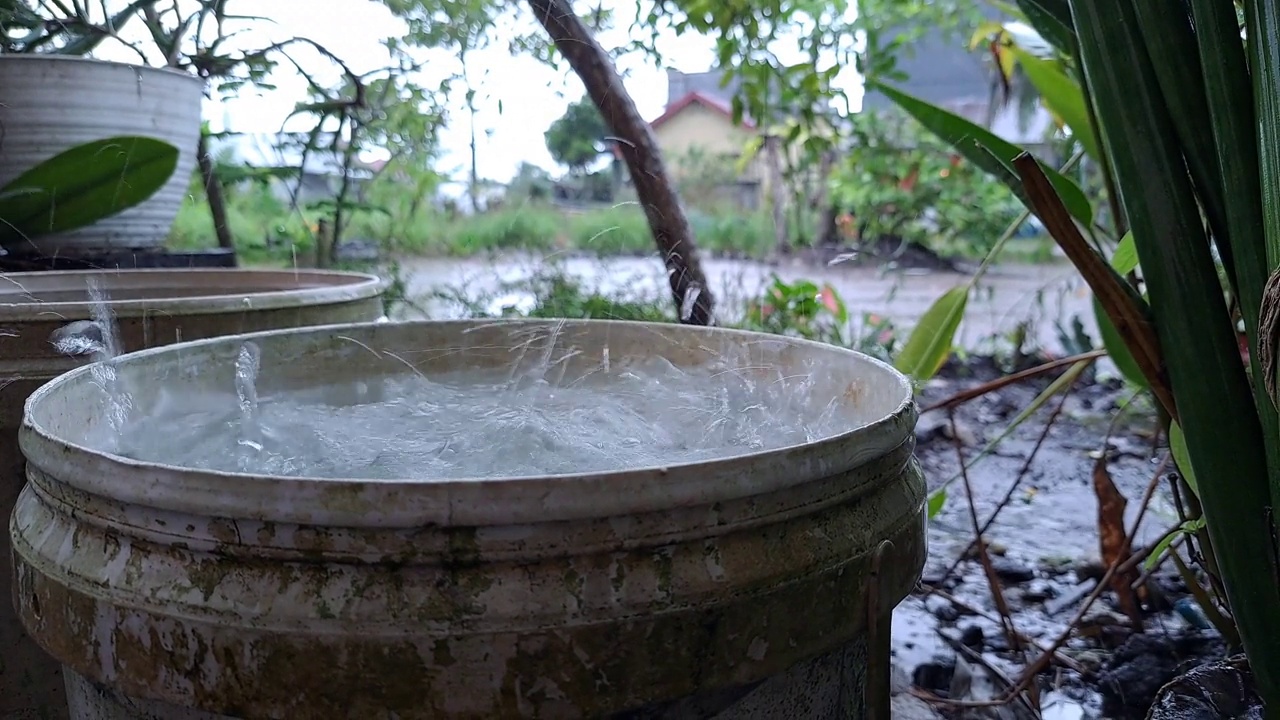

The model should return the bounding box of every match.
[896,355,1226,719]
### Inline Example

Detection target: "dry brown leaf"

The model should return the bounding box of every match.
[1094,457,1144,629]
[1012,153,1178,423]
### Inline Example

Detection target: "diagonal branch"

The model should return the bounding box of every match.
[526,0,715,325]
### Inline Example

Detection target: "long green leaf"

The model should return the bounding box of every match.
[1142,518,1205,572]
[1222,0,1280,495]
[1168,421,1199,499]
[0,136,179,245]
[1010,47,1099,160]
[894,285,968,383]
[1128,0,1233,286]
[872,81,1094,227]
[1110,231,1138,274]
[927,489,947,520]
[1092,295,1146,389]
[1071,0,1280,702]
[1245,0,1280,269]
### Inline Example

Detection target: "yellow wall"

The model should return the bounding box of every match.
[652,102,764,182]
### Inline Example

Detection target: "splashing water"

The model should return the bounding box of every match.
[111,328,875,480]
[50,278,133,434]
[233,341,264,469]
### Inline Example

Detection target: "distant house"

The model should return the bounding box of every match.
[611,69,777,211]
[860,13,1057,157]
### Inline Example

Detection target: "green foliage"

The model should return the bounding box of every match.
[867,0,1280,702]
[447,208,561,254]
[518,273,674,323]
[636,0,982,140]
[740,276,851,346]
[1,0,155,55]
[545,97,610,172]
[0,136,179,246]
[870,81,1093,227]
[433,265,901,363]
[830,110,1024,257]
[893,285,969,383]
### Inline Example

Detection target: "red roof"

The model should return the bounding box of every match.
[649,91,756,130]
[610,91,756,159]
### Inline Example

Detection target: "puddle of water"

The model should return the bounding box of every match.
[397,255,1095,355]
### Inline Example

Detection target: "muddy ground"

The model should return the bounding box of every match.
[894,355,1223,719]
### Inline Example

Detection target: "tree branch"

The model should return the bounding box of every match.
[526,0,715,325]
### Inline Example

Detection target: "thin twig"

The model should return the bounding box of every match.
[951,409,1026,658]
[925,588,1086,674]
[924,367,1082,595]
[922,349,1105,414]
[936,630,1044,719]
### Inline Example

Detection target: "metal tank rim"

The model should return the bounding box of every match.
[19,318,919,527]
[0,54,203,80]
[0,268,388,320]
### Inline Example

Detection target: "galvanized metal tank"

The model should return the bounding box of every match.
[0,56,204,256]
[13,319,925,719]
[1,268,386,719]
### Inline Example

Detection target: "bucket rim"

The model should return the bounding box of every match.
[19,318,918,527]
[0,268,388,320]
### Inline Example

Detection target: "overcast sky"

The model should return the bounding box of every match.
[97,0,863,184]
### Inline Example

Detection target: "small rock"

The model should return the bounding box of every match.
[961,540,1007,560]
[1075,560,1107,583]
[1021,579,1059,603]
[1071,649,1107,675]
[944,419,980,447]
[923,595,959,622]
[919,568,950,587]
[914,414,979,446]
[1097,632,1227,717]
[959,624,984,650]
[1148,655,1261,720]
[991,557,1036,584]
[1045,580,1095,616]
[911,655,957,697]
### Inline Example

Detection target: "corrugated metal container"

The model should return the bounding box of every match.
[13,319,925,719]
[0,56,203,256]
[1,268,386,719]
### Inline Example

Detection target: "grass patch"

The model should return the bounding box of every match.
[167,187,779,261]
[168,181,1054,267]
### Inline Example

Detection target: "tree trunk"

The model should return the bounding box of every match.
[315,217,331,268]
[765,134,789,255]
[463,52,481,215]
[197,133,236,253]
[527,0,715,325]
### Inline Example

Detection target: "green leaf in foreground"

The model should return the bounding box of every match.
[894,285,968,382]
[1011,47,1099,160]
[1093,294,1147,389]
[870,81,1093,227]
[1143,518,1207,571]
[927,488,947,519]
[0,136,180,245]
[1168,421,1198,498]
[1110,231,1139,274]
